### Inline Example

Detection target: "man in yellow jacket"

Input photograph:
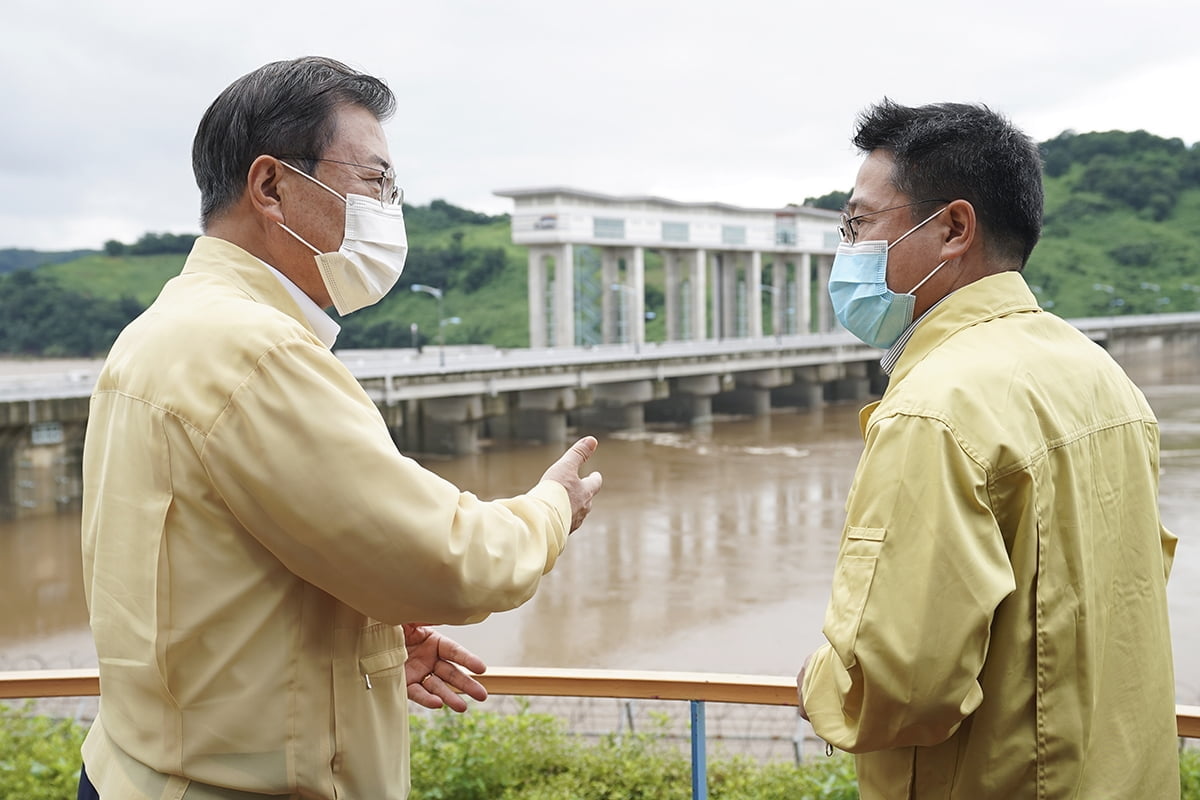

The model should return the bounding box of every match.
[797,100,1179,798]
[78,57,602,800]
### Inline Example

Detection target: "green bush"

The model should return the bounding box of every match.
[2,701,1197,800]
[1183,747,1200,799]
[409,701,576,800]
[0,702,87,800]
[409,703,859,800]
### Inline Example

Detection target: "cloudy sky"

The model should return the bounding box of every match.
[4,0,1198,251]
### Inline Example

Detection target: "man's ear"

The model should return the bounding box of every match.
[940,198,976,262]
[246,155,286,225]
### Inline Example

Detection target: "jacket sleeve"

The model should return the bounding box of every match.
[802,411,1015,753]
[199,339,572,626]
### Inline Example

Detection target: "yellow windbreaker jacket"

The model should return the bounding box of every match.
[80,237,572,800]
[802,272,1179,799]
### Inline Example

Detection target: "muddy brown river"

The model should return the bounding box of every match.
[1,348,1196,704]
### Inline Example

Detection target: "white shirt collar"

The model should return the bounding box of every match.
[261,261,340,349]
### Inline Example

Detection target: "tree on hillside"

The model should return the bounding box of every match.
[803,191,851,211]
[1076,151,1184,221]
[403,200,508,231]
[0,270,143,356]
[128,232,197,255]
[1040,129,1191,178]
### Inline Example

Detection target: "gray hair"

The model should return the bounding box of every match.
[192,57,396,229]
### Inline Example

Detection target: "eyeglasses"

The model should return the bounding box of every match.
[280,156,403,208]
[839,199,947,244]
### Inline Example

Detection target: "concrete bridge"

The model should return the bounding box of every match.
[2,311,1198,519]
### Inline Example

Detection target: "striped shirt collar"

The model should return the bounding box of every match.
[880,295,951,375]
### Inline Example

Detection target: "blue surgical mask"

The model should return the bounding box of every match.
[828,207,949,349]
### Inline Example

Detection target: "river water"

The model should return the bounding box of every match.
[1,348,1196,704]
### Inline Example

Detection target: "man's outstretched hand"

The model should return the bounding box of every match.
[540,436,603,533]
[403,624,487,712]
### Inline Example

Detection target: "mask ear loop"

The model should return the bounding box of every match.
[275,159,348,255]
[909,259,951,293]
[277,222,322,255]
[277,159,346,202]
[884,205,952,294]
[886,206,947,251]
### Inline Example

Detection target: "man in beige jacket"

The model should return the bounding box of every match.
[78,56,602,800]
[797,100,1177,798]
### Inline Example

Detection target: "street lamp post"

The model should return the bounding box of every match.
[440,316,462,363]
[411,284,447,366]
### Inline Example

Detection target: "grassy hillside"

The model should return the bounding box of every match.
[10,129,1200,357]
[42,253,190,306]
[1026,172,1200,317]
[0,248,96,274]
[38,215,540,349]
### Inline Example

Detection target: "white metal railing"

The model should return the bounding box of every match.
[4,311,1200,403]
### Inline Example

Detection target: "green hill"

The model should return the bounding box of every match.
[1023,130,1200,316]
[4,129,1199,357]
[0,248,97,274]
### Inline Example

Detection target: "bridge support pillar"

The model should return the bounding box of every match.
[799,379,824,408]
[715,388,771,417]
[689,250,709,341]
[587,380,658,432]
[515,388,577,444]
[773,378,824,409]
[420,395,484,455]
[676,375,723,425]
[793,365,841,408]
[380,403,407,451]
[797,252,813,334]
[647,375,727,425]
[0,442,15,521]
[0,397,89,519]
[815,254,835,332]
[715,369,787,416]
[517,410,567,444]
[830,362,870,402]
[597,404,645,431]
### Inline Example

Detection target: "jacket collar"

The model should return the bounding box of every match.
[858,271,1040,438]
[888,271,1041,386]
[181,236,317,338]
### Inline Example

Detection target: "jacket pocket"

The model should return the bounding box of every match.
[330,622,408,796]
[359,646,406,689]
[823,527,886,669]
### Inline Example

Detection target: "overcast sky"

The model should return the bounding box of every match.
[4,0,1198,251]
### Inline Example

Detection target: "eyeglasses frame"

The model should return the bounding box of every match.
[278,155,403,208]
[839,198,949,244]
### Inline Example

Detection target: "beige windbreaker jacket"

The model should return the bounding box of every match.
[802,272,1179,799]
[80,236,572,800]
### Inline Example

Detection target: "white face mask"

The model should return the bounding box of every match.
[277,161,408,316]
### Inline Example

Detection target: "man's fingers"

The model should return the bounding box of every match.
[419,667,484,711]
[441,666,488,703]
[432,677,471,712]
[542,437,599,483]
[437,633,487,675]
[581,472,603,495]
[407,681,444,710]
[560,436,598,471]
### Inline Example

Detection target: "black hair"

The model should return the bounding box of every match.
[192,56,395,229]
[853,99,1044,268]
